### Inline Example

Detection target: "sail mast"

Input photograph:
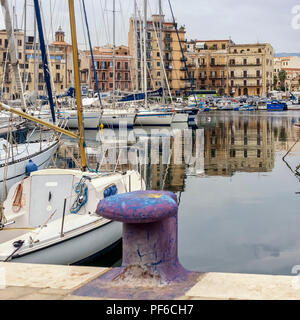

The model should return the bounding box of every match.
[0,0,26,111]
[143,0,148,108]
[112,0,116,108]
[159,0,165,104]
[68,0,87,171]
[33,0,56,123]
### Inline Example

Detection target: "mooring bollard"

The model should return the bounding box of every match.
[96,190,191,285]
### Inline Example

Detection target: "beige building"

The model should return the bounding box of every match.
[185,40,274,97]
[228,43,274,97]
[186,40,233,95]
[0,27,87,101]
[129,14,186,96]
[274,56,300,92]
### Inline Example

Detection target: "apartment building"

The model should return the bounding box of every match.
[129,14,186,96]
[228,43,274,97]
[274,56,300,92]
[186,40,274,97]
[0,27,71,100]
[90,45,132,93]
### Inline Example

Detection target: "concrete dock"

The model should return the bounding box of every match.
[1,262,300,300]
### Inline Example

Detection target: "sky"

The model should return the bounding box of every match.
[1,0,300,53]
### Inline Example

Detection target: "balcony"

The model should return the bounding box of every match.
[229,63,262,67]
[198,64,207,68]
[210,64,226,67]
[164,37,173,43]
[209,77,227,80]
[230,75,262,79]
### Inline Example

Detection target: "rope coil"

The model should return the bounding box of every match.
[70,177,89,214]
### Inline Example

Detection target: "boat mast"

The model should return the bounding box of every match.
[134,0,138,92]
[138,9,143,93]
[33,14,38,107]
[0,0,26,111]
[33,0,56,123]
[112,0,116,108]
[23,0,26,93]
[143,0,148,108]
[159,0,165,104]
[68,0,87,171]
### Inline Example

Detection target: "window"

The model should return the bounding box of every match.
[117,62,121,69]
[211,58,215,66]
[222,44,226,49]
[101,72,106,80]
[231,71,235,78]
[17,39,22,46]
[125,62,128,70]
[230,149,236,158]
[243,59,247,65]
[109,72,113,78]
[244,150,248,158]
[257,150,261,158]
[243,71,247,78]
[256,58,260,65]
[109,83,113,88]
[125,73,129,80]
[18,52,22,60]
[256,70,260,77]
[56,64,60,70]
[211,149,216,158]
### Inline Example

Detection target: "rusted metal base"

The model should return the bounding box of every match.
[72,269,202,300]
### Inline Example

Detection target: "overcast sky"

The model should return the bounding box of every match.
[1,0,300,53]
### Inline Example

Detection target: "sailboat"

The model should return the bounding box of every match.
[0,0,145,265]
[134,0,174,126]
[0,0,59,198]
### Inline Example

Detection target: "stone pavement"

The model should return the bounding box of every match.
[1,262,300,300]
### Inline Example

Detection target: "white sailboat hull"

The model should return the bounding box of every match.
[59,111,101,130]
[173,113,189,123]
[0,169,145,265]
[100,113,136,128]
[0,140,59,197]
[10,220,122,265]
[135,112,174,126]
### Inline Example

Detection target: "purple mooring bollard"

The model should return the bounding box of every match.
[72,190,201,299]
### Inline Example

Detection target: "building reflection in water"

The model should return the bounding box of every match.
[55,114,300,193]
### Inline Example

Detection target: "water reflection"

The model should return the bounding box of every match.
[55,112,300,274]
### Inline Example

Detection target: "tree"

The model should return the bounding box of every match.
[273,74,278,89]
[278,70,287,91]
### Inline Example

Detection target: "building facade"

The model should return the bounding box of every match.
[129,14,186,96]
[185,40,274,97]
[90,45,132,93]
[274,56,300,92]
[0,27,73,101]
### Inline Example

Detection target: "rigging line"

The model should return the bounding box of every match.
[168,0,196,102]
[82,0,103,107]
[118,0,127,45]
[79,0,88,50]
[148,1,173,103]
[99,0,109,45]
[40,1,58,104]
[91,0,101,46]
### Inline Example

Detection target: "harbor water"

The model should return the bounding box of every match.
[55,111,300,276]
